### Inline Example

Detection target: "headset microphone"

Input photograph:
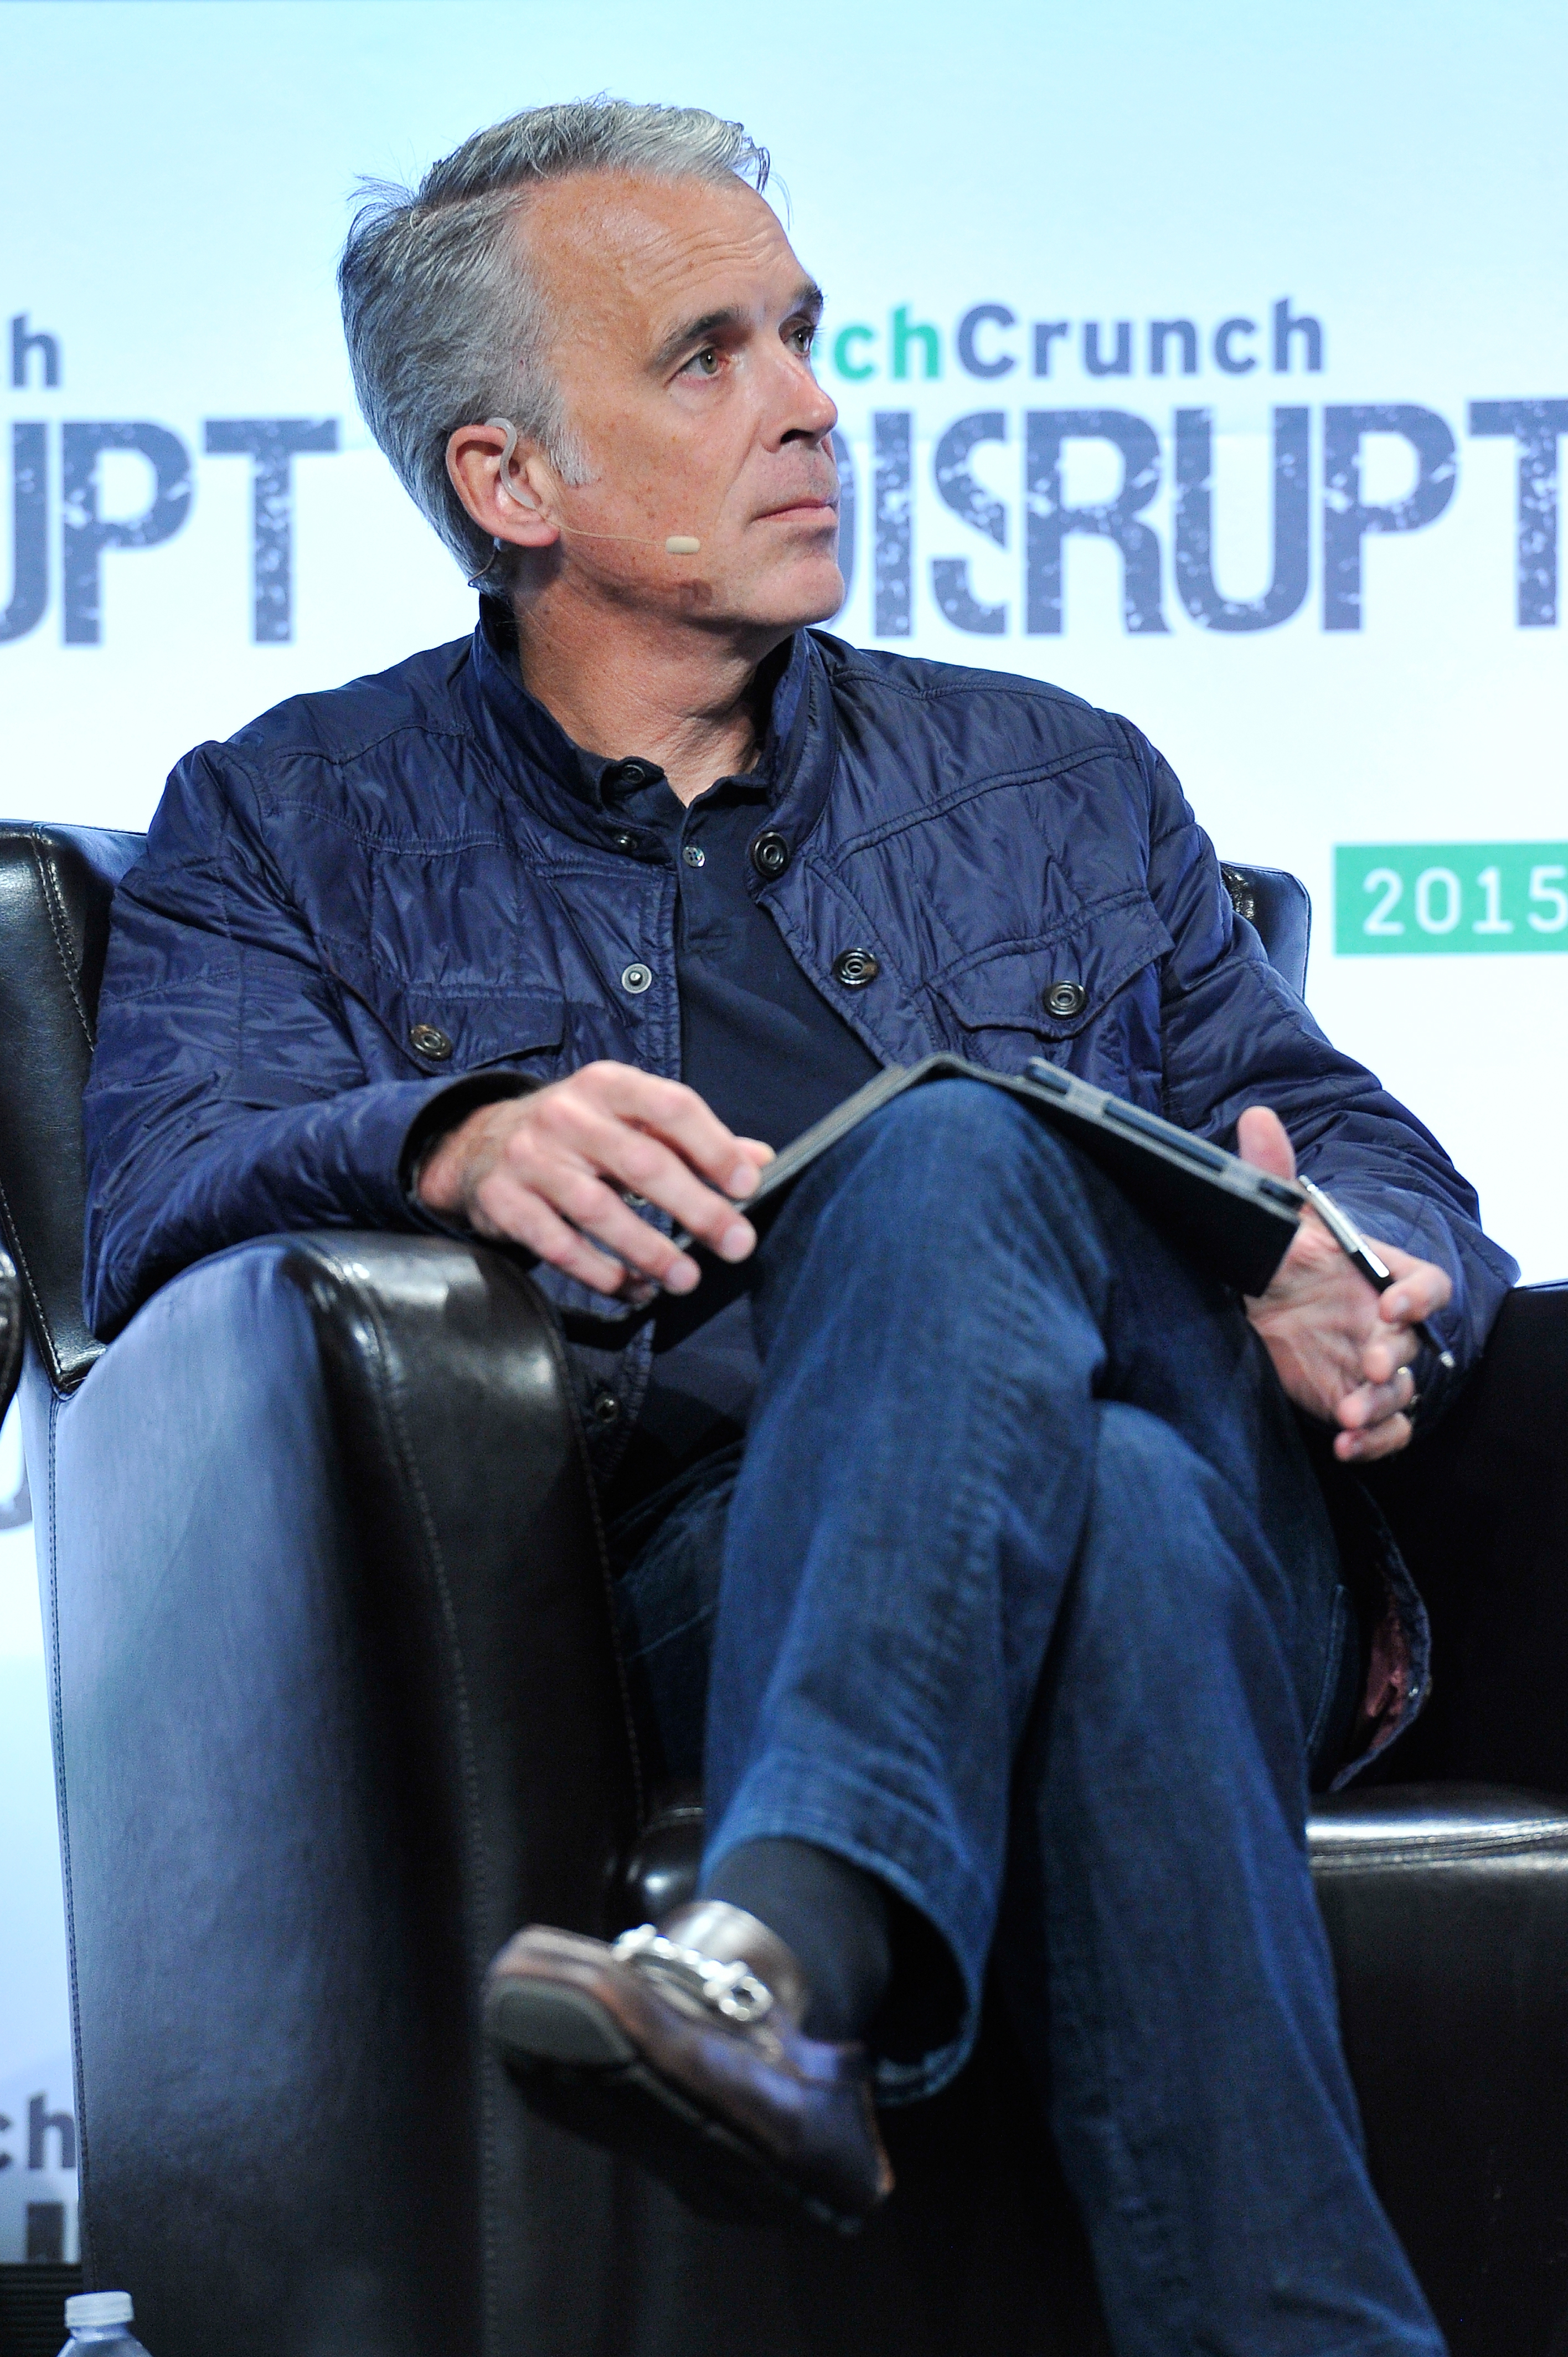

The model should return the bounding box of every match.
[487,419,702,555]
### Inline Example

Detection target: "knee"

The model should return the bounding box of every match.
[874,1073,1029,1148]
[756,1073,1106,1340]
[850,1075,1081,1202]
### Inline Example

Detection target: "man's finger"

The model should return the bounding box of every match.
[473,1183,644,1299]
[515,1100,757,1259]
[1235,1105,1297,1181]
[473,1162,710,1292]
[1376,1269,1453,1327]
[1358,1323,1419,1388]
[1338,1364,1416,1432]
[541,1169,707,1291]
[573,1063,765,1197]
[1334,1412,1414,1463]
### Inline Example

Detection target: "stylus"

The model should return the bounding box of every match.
[1295,1176,1457,1371]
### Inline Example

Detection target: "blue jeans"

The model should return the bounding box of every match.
[610,1079,1443,2357]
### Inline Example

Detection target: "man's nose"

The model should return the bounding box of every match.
[772,348,838,449]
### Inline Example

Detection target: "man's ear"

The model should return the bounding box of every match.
[446,421,561,549]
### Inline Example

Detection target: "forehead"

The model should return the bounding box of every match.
[514,172,806,354]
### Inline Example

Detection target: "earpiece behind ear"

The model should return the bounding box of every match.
[487,416,540,511]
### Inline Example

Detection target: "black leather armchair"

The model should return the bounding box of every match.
[3,820,1566,2357]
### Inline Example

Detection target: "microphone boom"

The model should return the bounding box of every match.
[487,418,702,558]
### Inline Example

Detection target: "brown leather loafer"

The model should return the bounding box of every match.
[483,1899,894,2234]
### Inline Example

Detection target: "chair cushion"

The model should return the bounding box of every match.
[625,1782,1568,1933]
[623,1784,1568,2356]
[1311,1783,1568,2354]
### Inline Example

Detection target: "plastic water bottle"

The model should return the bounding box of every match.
[58,2292,152,2357]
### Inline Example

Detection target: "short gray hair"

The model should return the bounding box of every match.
[339,99,771,584]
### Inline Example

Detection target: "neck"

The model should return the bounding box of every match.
[509,581,789,806]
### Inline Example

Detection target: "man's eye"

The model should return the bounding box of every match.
[793,324,817,354]
[685,347,721,378]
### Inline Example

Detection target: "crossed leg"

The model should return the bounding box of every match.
[506,1079,1444,2351]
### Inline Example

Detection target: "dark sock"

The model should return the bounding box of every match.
[704,1836,892,2042]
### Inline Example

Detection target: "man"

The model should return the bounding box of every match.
[83,99,1515,2356]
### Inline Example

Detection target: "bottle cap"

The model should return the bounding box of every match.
[66,2292,135,2328]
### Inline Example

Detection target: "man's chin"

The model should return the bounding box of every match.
[715,555,847,637]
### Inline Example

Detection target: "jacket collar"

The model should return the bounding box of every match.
[463,598,836,852]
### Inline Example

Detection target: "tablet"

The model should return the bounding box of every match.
[721,1052,1304,1299]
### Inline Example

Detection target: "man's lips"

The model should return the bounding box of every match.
[755,496,839,523]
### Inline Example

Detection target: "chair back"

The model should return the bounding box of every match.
[0,824,145,1391]
[1222,863,1311,999]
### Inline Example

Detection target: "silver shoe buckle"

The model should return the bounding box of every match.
[611,1923,775,2025]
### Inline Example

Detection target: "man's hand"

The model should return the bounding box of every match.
[1236,1105,1452,1463]
[417,1062,773,1299]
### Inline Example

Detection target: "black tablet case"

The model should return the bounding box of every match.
[559,1054,1306,1354]
[700,1053,1304,1300]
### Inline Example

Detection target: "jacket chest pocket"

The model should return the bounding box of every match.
[353,983,569,1080]
[925,889,1172,1080]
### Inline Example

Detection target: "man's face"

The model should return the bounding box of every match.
[514,171,842,631]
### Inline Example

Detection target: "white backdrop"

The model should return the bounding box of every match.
[2,0,1565,2247]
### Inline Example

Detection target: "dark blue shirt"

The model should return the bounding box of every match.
[591,754,880,1153]
[581,707,881,1506]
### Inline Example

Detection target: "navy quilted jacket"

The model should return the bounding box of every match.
[83,615,1517,1414]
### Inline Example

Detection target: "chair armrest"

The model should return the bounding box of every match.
[28,1231,637,2355]
[1364,1282,1568,1789]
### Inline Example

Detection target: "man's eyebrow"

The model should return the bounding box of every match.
[652,281,825,372]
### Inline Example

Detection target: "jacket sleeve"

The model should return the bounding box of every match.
[1133,723,1518,1411]
[82,742,526,1340]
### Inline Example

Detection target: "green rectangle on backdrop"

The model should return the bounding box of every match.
[1334,843,1568,955]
